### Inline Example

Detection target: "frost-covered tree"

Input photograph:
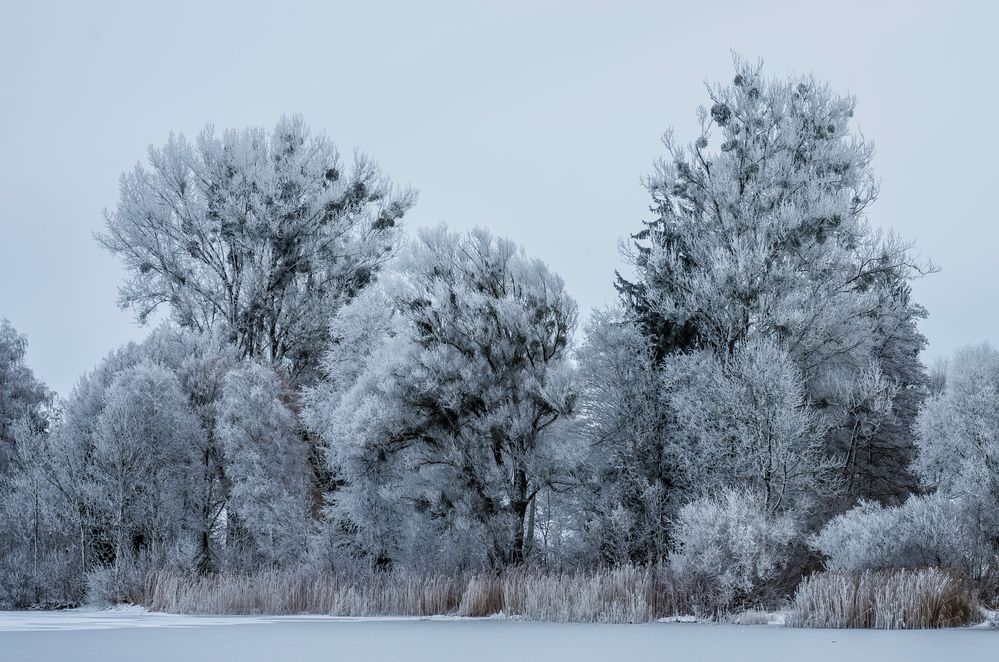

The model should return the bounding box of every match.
[570,309,675,564]
[662,339,832,514]
[308,226,577,568]
[217,361,311,568]
[0,323,64,605]
[0,320,50,472]
[915,344,999,502]
[0,418,88,607]
[828,337,916,505]
[671,489,798,611]
[57,325,236,573]
[812,344,999,582]
[87,361,202,568]
[616,56,930,511]
[574,316,830,563]
[810,493,992,578]
[99,116,415,382]
[166,335,237,573]
[17,324,314,587]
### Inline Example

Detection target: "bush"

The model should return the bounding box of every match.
[789,568,979,629]
[0,546,83,609]
[669,490,798,612]
[810,494,994,580]
[85,557,150,607]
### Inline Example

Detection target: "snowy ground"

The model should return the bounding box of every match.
[0,609,994,662]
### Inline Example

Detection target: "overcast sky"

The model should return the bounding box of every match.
[1,0,996,396]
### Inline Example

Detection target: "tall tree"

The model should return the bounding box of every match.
[58,325,236,573]
[835,281,928,505]
[571,309,676,563]
[87,361,202,567]
[615,56,930,512]
[0,419,87,607]
[99,116,415,382]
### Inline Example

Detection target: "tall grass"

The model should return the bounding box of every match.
[456,565,694,622]
[788,568,979,629]
[144,569,468,617]
[145,565,982,627]
[144,565,695,623]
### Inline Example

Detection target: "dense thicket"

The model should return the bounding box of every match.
[3,61,992,617]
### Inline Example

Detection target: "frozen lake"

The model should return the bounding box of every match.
[0,610,994,662]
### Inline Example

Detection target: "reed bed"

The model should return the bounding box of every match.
[146,565,981,627]
[144,565,692,623]
[144,569,468,617]
[788,568,979,629]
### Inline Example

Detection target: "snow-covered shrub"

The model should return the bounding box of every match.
[85,555,150,607]
[729,609,775,625]
[670,489,798,611]
[0,546,82,609]
[810,493,993,579]
[789,569,978,628]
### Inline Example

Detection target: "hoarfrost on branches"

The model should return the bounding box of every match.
[308,225,577,568]
[99,116,415,382]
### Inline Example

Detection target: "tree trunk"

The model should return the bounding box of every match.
[197,528,213,575]
[524,494,537,561]
[509,465,529,565]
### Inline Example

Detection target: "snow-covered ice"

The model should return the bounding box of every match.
[0,610,995,662]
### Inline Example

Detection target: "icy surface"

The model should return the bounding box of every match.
[0,610,994,662]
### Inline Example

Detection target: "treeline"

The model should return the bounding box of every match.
[1,58,996,617]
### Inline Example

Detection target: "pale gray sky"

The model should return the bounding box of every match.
[1,0,996,396]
